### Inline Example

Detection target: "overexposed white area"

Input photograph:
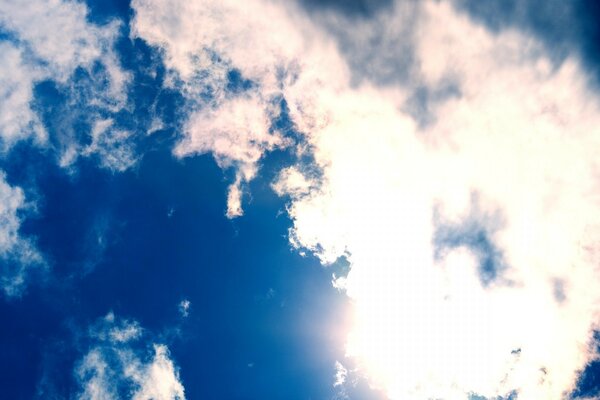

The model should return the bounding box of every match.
[132,0,600,398]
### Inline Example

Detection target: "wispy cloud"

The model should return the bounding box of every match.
[178,300,191,318]
[0,42,45,145]
[0,0,141,293]
[0,0,133,169]
[80,119,138,172]
[75,312,185,400]
[0,173,43,297]
[131,0,302,217]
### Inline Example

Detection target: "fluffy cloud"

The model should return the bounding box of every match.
[0,42,45,145]
[130,0,338,217]
[174,94,286,217]
[0,173,43,297]
[0,0,131,167]
[132,0,600,399]
[0,0,123,82]
[76,313,185,400]
[281,3,600,399]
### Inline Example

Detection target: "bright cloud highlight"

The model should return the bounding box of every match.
[131,0,600,398]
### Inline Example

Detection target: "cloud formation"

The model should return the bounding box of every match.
[0,0,139,293]
[75,312,185,400]
[131,0,600,398]
[0,173,43,297]
[0,42,45,145]
[131,0,313,217]
[0,0,132,169]
[287,3,600,399]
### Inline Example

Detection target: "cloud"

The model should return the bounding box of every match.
[75,313,185,400]
[280,2,600,399]
[0,0,132,168]
[174,94,286,217]
[332,361,350,400]
[333,360,348,387]
[79,119,138,172]
[0,172,43,297]
[131,0,600,398]
[0,0,123,83]
[298,0,393,18]
[0,0,138,295]
[178,300,191,318]
[130,0,320,217]
[0,42,45,145]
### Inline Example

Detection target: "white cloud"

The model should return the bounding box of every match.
[0,0,127,92]
[333,361,347,387]
[130,0,340,217]
[277,2,600,399]
[178,300,191,318]
[271,167,315,198]
[128,344,186,400]
[0,172,43,297]
[0,0,131,166]
[76,313,185,400]
[77,348,119,400]
[173,94,287,217]
[130,0,600,399]
[0,0,135,295]
[332,360,350,400]
[79,119,138,172]
[0,42,45,146]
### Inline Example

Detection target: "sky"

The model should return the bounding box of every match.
[2,0,600,399]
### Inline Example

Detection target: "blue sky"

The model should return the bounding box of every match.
[2,1,600,399]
